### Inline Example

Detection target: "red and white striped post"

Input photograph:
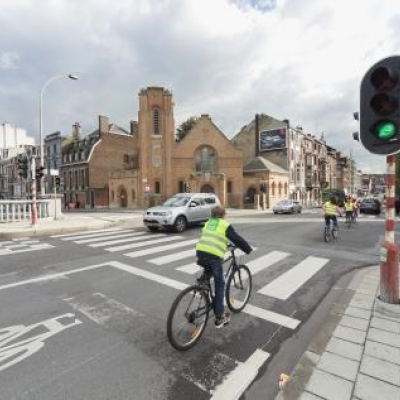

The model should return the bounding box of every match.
[380,154,399,304]
[31,157,38,226]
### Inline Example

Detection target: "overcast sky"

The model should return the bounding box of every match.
[1,0,399,173]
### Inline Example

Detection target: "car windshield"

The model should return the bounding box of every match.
[363,199,375,203]
[162,196,190,207]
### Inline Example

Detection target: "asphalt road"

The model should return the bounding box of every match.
[0,210,391,400]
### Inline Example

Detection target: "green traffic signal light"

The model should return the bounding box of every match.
[374,120,397,140]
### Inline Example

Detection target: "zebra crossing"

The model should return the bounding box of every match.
[51,228,331,303]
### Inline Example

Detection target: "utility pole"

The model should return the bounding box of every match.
[31,156,38,225]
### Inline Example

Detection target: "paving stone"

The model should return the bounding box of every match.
[317,351,359,381]
[333,325,367,345]
[344,306,371,320]
[370,316,400,334]
[368,327,400,348]
[364,340,400,365]
[305,369,353,400]
[326,337,363,361]
[354,373,400,400]
[350,297,374,311]
[360,354,400,386]
[340,315,369,331]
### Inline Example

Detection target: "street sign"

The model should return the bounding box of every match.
[49,169,59,176]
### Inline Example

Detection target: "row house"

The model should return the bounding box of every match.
[60,117,135,208]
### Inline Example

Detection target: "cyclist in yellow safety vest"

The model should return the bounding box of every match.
[344,196,354,223]
[322,195,342,229]
[196,206,252,329]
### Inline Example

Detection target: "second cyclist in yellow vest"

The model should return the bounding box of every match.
[344,197,354,223]
[196,206,252,329]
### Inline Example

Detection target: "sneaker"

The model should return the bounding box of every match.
[215,312,230,329]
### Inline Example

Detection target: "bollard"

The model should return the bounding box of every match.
[380,241,400,304]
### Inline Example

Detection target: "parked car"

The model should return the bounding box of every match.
[273,199,302,214]
[359,198,381,214]
[143,193,221,233]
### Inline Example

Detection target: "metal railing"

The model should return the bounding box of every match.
[0,200,52,223]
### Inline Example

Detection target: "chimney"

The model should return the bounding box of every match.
[130,121,138,136]
[72,122,82,140]
[98,115,109,137]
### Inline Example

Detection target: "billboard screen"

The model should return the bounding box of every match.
[259,127,287,152]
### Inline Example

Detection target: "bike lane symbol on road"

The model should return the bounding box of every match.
[0,313,82,372]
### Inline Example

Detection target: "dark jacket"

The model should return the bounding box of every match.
[196,223,252,261]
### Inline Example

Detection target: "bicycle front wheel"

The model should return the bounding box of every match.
[166,285,210,351]
[324,226,331,242]
[226,265,252,312]
[332,226,338,240]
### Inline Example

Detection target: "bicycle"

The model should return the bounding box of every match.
[166,243,252,351]
[324,217,339,242]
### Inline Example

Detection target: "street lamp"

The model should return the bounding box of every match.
[39,73,79,195]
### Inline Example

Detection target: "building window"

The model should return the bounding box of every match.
[75,170,78,189]
[131,190,136,201]
[178,181,185,193]
[271,182,275,196]
[111,190,114,201]
[227,180,233,194]
[153,108,160,135]
[284,182,288,195]
[154,181,161,194]
[195,146,216,172]
[123,154,129,164]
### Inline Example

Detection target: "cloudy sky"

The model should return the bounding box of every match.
[1,0,399,172]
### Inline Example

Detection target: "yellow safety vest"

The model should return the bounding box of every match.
[324,201,337,215]
[196,218,229,258]
[344,201,353,211]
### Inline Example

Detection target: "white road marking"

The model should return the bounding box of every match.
[107,236,182,252]
[75,231,143,244]
[51,227,125,239]
[243,304,300,329]
[176,263,201,274]
[0,243,54,256]
[149,249,196,265]
[124,239,198,258]
[258,256,329,300]
[210,349,270,400]
[247,251,290,275]
[89,233,164,247]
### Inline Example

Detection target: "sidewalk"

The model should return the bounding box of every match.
[276,266,400,400]
[0,213,128,239]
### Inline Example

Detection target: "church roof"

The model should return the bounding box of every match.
[243,156,288,174]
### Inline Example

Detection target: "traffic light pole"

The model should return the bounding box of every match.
[380,154,399,304]
[31,157,38,226]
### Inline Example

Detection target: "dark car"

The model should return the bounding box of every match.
[359,198,381,214]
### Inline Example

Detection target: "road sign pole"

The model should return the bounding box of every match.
[380,154,399,304]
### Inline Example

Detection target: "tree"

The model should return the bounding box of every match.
[176,116,198,142]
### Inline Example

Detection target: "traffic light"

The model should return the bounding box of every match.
[35,165,45,180]
[360,56,400,155]
[55,177,61,189]
[17,155,29,179]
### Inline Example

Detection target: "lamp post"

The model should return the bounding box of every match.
[39,74,79,195]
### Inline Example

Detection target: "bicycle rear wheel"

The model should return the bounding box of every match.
[166,285,210,351]
[332,226,338,240]
[226,265,252,312]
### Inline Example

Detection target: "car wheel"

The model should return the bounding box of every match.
[290,208,294,214]
[147,227,158,232]
[174,216,187,233]
[298,209,301,213]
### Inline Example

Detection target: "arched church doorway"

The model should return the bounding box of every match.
[200,184,214,193]
[245,187,256,204]
[118,186,127,207]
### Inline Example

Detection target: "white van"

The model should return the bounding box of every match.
[143,193,221,233]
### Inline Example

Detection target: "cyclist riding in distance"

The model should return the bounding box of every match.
[352,197,360,219]
[195,205,252,329]
[344,196,354,222]
[323,195,342,228]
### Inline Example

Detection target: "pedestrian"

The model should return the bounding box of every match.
[196,205,252,328]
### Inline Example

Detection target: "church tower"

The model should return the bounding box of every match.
[138,87,175,198]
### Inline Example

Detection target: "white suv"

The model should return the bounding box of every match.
[143,193,221,233]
